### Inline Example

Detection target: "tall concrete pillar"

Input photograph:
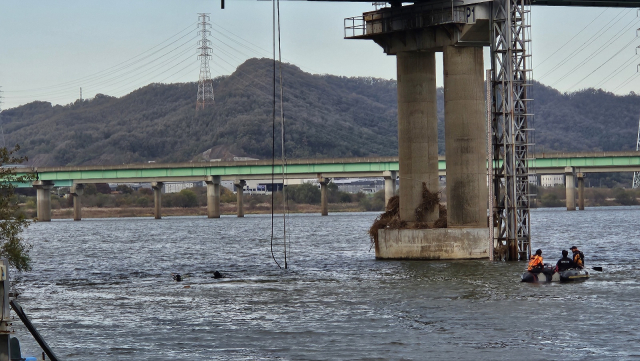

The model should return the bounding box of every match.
[443,45,487,227]
[206,176,221,218]
[152,182,163,219]
[70,184,84,221]
[577,172,584,211]
[234,180,246,218]
[383,171,397,208]
[565,167,576,211]
[33,181,54,222]
[396,51,439,223]
[319,178,329,216]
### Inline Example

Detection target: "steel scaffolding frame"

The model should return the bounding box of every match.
[633,115,640,188]
[490,0,532,261]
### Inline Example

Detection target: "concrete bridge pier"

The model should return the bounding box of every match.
[206,176,221,218]
[346,2,492,259]
[443,45,488,227]
[383,171,397,208]
[234,180,246,217]
[319,177,329,216]
[577,172,585,210]
[396,51,440,224]
[565,167,576,211]
[33,180,54,222]
[70,184,84,221]
[152,182,163,219]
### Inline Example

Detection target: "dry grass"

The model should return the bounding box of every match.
[368,183,448,251]
[414,183,440,222]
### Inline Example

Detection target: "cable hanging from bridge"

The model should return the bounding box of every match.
[270,0,288,269]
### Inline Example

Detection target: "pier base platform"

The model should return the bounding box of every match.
[377,228,490,259]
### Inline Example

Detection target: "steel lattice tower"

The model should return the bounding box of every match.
[633,115,640,188]
[490,0,533,261]
[196,13,214,112]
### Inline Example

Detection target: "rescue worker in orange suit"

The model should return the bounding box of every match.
[555,249,575,272]
[528,249,544,272]
[571,246,584,269]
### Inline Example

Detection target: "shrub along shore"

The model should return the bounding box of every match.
[17,183,387,220]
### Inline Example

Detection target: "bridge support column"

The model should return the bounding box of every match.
[234,180,245,218]
[397,51,440,223]
[70,184,84,221]
[319,177,329,216]
[206,176,221,218]
[152,182,163,219]
[577,172,585,211]
[33,181,54,222]
[565,167,576,211]
[443,45,487,227]
[383,171,397,208]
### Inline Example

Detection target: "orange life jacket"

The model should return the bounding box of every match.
[573,250,584,268]
[528,254,543,271]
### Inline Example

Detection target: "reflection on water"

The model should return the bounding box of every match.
[11,207,640,360]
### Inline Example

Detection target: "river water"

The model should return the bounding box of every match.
[11,207,640,360]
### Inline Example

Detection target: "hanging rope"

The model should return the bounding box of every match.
[276,0,288,269]
[270,0,282,269]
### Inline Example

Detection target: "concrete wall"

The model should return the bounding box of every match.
[377,228,490,259]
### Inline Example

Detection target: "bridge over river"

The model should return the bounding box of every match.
[18,150,640,221]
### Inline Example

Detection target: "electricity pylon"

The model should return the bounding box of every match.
[196,13,214,112]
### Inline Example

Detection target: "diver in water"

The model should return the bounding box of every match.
[571,246,584,269]
[555,250,575,272]
[528,249,544,272]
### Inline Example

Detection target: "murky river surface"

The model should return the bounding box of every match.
[10,207,640,360]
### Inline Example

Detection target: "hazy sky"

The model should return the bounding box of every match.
[0,0,638,109]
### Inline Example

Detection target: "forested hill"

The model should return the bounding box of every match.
[2,57,639,166]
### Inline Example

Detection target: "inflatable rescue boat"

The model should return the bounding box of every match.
[522,266,589,283]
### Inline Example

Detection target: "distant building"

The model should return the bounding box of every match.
[164,181,204,194]
[540,174,564,188]
[332,178,384,194]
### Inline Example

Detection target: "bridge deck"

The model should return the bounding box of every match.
[10,151,640,187]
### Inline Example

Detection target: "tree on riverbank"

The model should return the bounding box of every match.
[0,146,35,271]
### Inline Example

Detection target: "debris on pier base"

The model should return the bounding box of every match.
[369,183,447,249]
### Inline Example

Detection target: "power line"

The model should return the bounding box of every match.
[535,8,609,68]
[537,9,629,81]
[4,22,197,94]
[550,15,640,87]
[567,36,639,90]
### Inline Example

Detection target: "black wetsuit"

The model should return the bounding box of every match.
[556,256,575,271]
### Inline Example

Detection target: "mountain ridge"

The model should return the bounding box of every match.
[2,58,639,166]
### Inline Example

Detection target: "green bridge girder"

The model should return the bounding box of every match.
[11,151,640,188]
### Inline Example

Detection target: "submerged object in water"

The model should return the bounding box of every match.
[522,268,589,283]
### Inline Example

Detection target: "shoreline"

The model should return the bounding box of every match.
[46,203,365,219]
